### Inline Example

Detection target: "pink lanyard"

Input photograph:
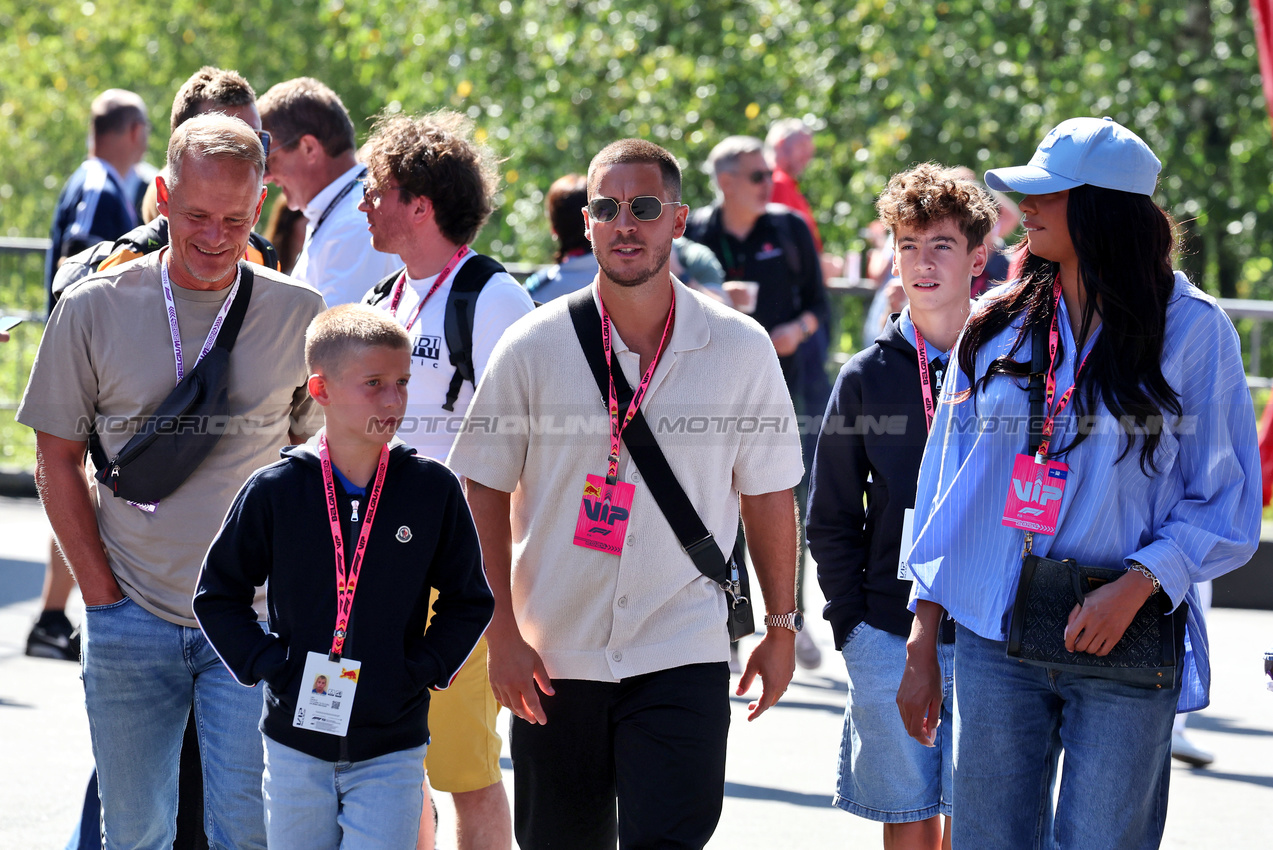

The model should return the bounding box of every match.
[1037,281,1093,460]
[600,286,676,486]
[318,434,390,660]
[912,323,937,433]
[388,244,469,331]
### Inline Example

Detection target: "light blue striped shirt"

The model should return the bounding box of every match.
[908,272,1261,711]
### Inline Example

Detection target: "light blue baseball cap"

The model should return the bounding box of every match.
[984,117,1161,197]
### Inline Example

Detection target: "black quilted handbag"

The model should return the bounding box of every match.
[1003,319,1185,689]
[1006,550,1185,688]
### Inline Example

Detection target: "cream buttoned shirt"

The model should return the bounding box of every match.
[448,278,803,681]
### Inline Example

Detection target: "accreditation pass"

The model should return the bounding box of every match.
[293,651,361,737]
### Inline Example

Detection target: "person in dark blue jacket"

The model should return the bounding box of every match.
[46,89,150,303]
[195,304,493,850]
[806,164,997,850]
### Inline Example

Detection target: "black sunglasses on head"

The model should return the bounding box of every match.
[588,195,683,223]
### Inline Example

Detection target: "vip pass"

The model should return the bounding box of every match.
[1001,281,1086,536]
[572,283,675,556]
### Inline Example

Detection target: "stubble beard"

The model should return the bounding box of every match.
[595,240,673,289]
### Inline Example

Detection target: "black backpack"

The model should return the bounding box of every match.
[366,253,508,411]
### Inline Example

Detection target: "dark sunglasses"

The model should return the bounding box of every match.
[255,130,271,159]
[740,169,773,185]
[587,195,683,223]
[362,183,405,204]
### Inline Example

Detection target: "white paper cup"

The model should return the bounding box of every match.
[723,280,760,314]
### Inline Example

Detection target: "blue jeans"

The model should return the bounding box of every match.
[82,596,267,850]
[952,625,1179,850]
[836,623,954,822]
[262,737,427,850]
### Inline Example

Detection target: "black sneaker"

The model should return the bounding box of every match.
[26,616,81,661]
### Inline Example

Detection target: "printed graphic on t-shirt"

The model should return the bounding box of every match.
[412,336,442,361]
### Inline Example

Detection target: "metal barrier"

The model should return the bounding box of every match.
[4,240,1273,397]
[828,276,1273,389]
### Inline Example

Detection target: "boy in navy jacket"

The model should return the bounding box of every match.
[195,304,493,849]
[806,164,997,849]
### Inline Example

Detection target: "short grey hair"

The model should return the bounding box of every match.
[706,135,765,179]
[90,89,147,137]
[765,118,811,154]
[166,113,265,190]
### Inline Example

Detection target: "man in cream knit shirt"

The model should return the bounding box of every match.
[448,139,805,850]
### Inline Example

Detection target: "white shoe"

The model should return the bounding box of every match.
[795,629,822,670]
[1171,731,1214,767]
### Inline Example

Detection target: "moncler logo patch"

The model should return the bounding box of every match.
[396,526,412,543]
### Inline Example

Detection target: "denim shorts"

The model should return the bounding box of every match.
[263,737,428,850]
[834,622,954,823]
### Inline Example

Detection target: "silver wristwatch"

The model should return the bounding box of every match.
[763,610,804,633]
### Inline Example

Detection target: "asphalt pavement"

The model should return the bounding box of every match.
[1,492,1270,849]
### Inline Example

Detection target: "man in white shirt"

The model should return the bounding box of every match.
[448,139,804,850]
[360,109,533,850]
[258,77,399,304]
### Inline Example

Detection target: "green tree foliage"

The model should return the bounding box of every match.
[1,0,1271,296]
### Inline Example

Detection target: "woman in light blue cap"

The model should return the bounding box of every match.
[896,117,1262,848]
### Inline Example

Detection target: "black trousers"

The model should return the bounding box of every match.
[511,662,731,850]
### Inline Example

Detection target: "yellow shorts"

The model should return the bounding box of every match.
[423,634,503,793]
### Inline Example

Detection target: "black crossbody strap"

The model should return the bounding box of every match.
[87,262,255,473]
[566,287,730,586]
[213,262,254,352]
[1027,316,1049,457]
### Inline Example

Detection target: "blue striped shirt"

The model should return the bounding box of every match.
[908,272,1261,711]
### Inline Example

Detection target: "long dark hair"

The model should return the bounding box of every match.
[956,184,1181,473]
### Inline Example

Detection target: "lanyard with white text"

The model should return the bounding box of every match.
[319,434,389,661]
[912,322,938,433]
[160,259,241,386]
[600,286,676,488]
[388,245,470,332]
[1037,280,1093,462]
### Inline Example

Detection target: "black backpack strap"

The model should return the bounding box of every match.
[442,254,505,411]
[89,262,254,472]
[248,231,280,272]
[214,263,255,352]
[1027,316,1049,457]
[565,287,734,591]
[364,267,407,307]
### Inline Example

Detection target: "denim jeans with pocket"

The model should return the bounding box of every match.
[952,624,1179,850]
[82,596,267,850]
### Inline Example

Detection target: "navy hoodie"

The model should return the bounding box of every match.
[807,312,956,649]
[194,437,494,762]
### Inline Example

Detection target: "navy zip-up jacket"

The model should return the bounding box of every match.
[194,438,493,762]
[807,313,955,649]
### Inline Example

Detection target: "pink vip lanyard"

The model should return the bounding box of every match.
[599,286,676,487]
[912,323,937,433]
[318,434,389,660]
[1037,281,1093,461]
[160,260,241,385]
[388,245,469,332]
